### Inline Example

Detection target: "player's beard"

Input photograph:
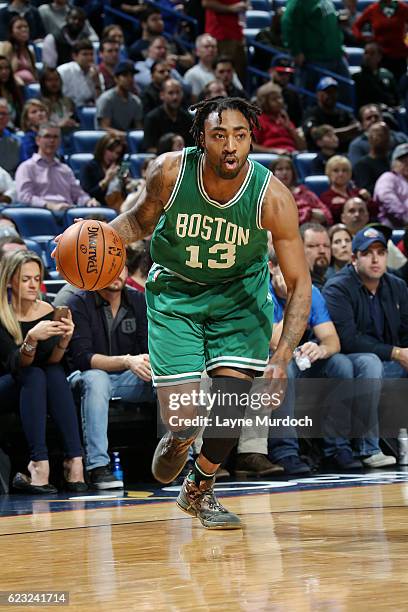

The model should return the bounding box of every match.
[214,156,247,180]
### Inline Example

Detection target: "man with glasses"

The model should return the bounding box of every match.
[348,104,408,166]
[0,98,20,177]
[15,123,98,211]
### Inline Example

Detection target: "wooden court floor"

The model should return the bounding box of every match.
[1,474,408,611]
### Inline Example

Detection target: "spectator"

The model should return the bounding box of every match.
[97,39,120,91]
[321,155,373,224]
[42,7,99,69]
[202,0,247,83]
[0,235,28,263]
[19,98,49,162]
[39,0,98,40]
[303,77,360,152]
[281,0,352,105]
[0,98,20,176]
[309,124,340,175]
[198,78,227,101]
[135,36,189,95]
[141,60,170,115]
[79,133,127,209]
[374,143,408,229]
[0,55,23,129]
[156,132,185,155]
[353,0,408,82]
[268,55,302,127]
[126,240,152,292]
[353,42,399,110]
[326,223,353,279]
[15,122,98,211]
[0,1,45,42]
[353,121,391,195]
[184,34,218,102]
[253,82,306,154]
[271,156,332,225]
[142,78,193,153]
[348,104,408,167]
[253,8,286,70]
[213,55,246,99]
[323,227,408,465]
[39,67,78,153]
[109,0,145,46]
[65,265,155,489]
[0,215,19,239]
[96,61,143,135]
[341,196,369,236]
[100,24,127,61]
[57,39,104,108]
[266,254,392,471]
[0,165,16,204]
[0,16,38,86]
[0,250,87,493]
[300,222,331,290]
[338,0,361,46]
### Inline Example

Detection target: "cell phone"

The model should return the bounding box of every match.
[53,306,69,321]
[118,161,131,179]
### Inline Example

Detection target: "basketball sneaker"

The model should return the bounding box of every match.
[152,431,197,484]
[177,472,242,529]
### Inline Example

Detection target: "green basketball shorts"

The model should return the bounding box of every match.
[145,264,274,387]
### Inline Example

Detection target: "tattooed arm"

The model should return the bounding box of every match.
[110,152,181,244]
[262,175,312,372]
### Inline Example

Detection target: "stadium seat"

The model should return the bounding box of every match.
[294,153,319,180]
[244,27,261,40]
[1,208,61,244]
[391,230,405,245]
[245,10,272,29]
[24,83,41,100]
[303,175,330,197]
[345,47,364,66]
[67,153,93,178]
[251,0,271,11]
[64,207,117,226]
[77,107,97,130]
[272,0,286,8]
[24,238,43,258]
[249,153,278,168]
[127,130,144,154]
[357,0,373,10]
[129,153,155,178]
[397,108,408,134]
[32,42,43,62]
[72,130,106,154]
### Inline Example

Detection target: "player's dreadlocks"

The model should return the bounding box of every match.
[190,97,262,150]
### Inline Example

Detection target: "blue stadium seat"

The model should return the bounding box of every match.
[245,10,272,29]
[24,83,41,100]
[357,0,373,11]
[1,208,61,244]
[127,130,144,154]
[68,153,93,178]
[294,153,319,180]
[272,0,286,8]
[345,47,364,67]
[72,130,106,154]
[24,238,43,258]
[251,0,271,11]
[244,28,261,41]
[303,175,330,197]
[249,153,278,168]
[64,207,117,226]
[32,42,43,62]
[397,108,408,134]
[77,107,97,130]
[129,153,155,178]
[391,230,405,245]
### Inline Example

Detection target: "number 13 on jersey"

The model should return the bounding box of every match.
[185,243,236,269]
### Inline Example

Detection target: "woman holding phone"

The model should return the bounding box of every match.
[0,250,86,493]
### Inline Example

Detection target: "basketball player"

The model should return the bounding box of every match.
[64,98,311,528]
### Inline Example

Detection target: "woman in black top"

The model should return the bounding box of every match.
[80,133,127,208]
[0,250,86,493]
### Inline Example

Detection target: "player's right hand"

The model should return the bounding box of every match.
[51,217,84,259]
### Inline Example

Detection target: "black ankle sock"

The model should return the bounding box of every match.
[190,460,216,486]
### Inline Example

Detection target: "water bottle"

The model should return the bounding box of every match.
[398,429,408,465]
[112,451,124,482]
[293,348,311,371]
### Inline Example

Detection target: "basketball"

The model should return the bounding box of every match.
[55,220,126,290]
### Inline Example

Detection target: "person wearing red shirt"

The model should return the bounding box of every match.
[253,82,306,154]
[353,0,408,82]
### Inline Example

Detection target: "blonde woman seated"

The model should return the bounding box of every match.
[0,251,86,494]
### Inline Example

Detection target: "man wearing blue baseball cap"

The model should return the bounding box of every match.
[302,76,360,151]
[323,227,408,466]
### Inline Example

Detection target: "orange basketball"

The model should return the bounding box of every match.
[55,220,126,290]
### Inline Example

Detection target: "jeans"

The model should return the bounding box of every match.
[69,369,155,470]
[268,353,383,462]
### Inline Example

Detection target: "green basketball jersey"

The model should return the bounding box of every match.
[150,146,272,285]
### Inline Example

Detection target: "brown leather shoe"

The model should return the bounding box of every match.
[234,453,284,478]
[151,431,197,484]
